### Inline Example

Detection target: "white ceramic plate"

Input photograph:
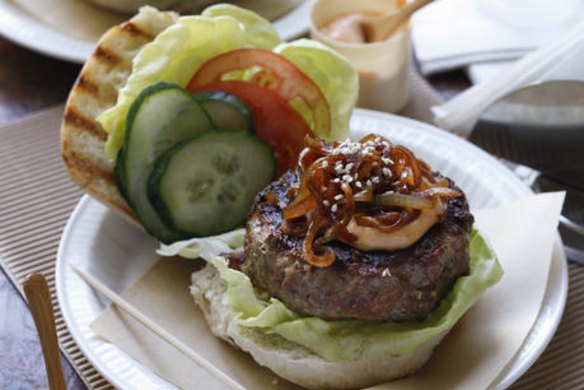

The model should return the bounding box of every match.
[0,0,311,64]
[56,109,568,389]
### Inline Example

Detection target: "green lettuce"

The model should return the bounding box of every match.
[159,228,503,362]
[97,4,358,158]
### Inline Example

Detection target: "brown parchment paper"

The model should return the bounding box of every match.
[10,0,303,43]
[91,192,565,390]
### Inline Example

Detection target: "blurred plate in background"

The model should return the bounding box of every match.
[0,0,311,64]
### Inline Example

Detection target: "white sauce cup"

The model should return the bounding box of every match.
[310,0,411,113]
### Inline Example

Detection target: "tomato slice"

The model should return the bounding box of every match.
[189,80,313,176]
[188,48,330,138]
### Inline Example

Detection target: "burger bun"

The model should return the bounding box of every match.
[190,263,448,390]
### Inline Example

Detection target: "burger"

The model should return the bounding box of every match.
[160,134,502,389]
[61,4,503,389]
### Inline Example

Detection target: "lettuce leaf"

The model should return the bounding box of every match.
[97,5,358,159]
[159,228,503,362]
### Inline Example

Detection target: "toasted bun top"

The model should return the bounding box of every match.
[60,7,178,222]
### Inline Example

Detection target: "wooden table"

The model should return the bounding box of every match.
[0,37,472,389]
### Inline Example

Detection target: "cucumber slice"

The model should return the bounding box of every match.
[116,82,213,243]
[193,91,254,133]
[148,131,276,237]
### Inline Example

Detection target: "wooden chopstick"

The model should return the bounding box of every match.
[23,273,67,390]
[71,265,245,390]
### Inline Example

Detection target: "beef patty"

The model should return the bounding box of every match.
[240,170,474,322]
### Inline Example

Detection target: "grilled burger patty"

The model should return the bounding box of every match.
[240,170,474,322]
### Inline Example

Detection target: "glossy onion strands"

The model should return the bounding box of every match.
[281,134,461,267]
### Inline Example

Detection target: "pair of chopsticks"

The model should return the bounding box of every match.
[24,268,245,390]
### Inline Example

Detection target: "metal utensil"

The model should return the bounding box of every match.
[23,273,67,390]
[470,80,584,262]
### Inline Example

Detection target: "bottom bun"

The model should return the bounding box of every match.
[190,264,448,390]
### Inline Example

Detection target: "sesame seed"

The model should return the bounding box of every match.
[333,178,341,183]
[334,194,344,201]
[322,160,329,168]
[382,168,391,176]
[382,268,391,277]
[331,204,338,212]
[366,179,372,186]
[372,176,381,183]
[355,181,362,188]
[346,162,354,171]
[323,200,330,206]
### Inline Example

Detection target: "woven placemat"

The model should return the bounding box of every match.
[0,106,113,390]
[1,99,583,389]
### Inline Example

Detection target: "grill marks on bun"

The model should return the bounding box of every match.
[120,19,157,40]
[63,106,107,141]
[60,7,178,223]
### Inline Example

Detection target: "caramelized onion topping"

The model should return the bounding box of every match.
[281,134,460,267]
